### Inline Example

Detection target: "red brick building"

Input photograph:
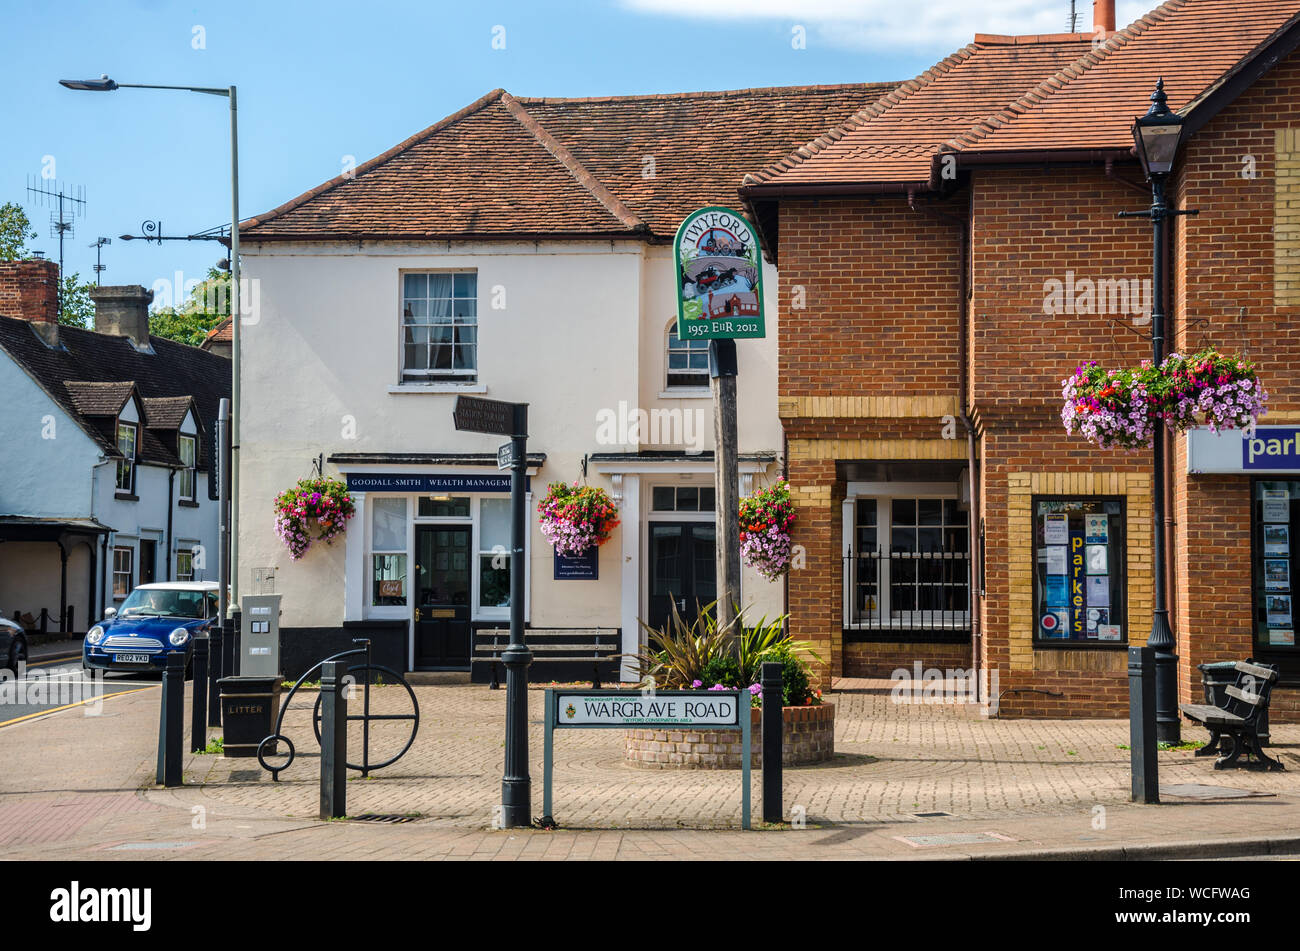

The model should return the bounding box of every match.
[741,0,1300,719]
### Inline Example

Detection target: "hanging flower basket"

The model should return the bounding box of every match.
[739,478,796,581]
[1062,348,1266,451]
[537,482,620,556]
[274,477,356,560]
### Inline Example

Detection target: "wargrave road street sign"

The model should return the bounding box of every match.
[674,206,766,341]
[542,688,751,829]
[452,395,523,437]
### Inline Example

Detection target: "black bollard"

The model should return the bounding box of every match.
[761,660,784,824]
[320,660,347,820]
[208,622,223,727]
[191,637,209,753]
[1128,646,1159,804]
[157,652,185,787]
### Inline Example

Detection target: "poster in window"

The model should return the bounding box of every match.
[1041,609,1068,638]
[1046,546,1067,575]
[1085,514,1109,545]
[1097,624,1123,641]
[1070,529,1087,637]
[1087,575,1110,607]
[1046,575,1068,606]
[1270,628,1296,646]
[1266,594,1293,628]
[1265,524,1290,556]
[1262,488,1290,524]
[1044,514,1069,546]
[1265,558,1291,592]
[1086,607,1109,637]
[1086,544,1108,575]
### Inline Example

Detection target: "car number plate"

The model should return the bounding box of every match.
[114,653,151,664]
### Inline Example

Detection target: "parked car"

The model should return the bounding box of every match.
[83,582,219,678]
[1,615,27,673]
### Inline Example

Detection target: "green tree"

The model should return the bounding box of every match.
[0,202,38,261]
[149,265,231,347]
[59,273,95,328]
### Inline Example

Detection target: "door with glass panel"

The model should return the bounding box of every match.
[647,523,717,633]
[414,526,471,667]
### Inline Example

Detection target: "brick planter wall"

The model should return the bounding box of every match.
[624,703,834,769]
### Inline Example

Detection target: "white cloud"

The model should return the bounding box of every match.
[619,0,1155,52]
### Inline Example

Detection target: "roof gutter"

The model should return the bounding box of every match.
[738,180,930,199]
[946,148,1134,171]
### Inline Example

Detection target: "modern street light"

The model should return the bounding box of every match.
[1122,78,1198,743]
[60,74,244,635]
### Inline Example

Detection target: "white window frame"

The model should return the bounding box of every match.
[664,321,711,393]
[115,422,137,494]
[842,483,970,631]
[370,497,409,609]
[112,545,134,599]
[175,547,195,581]
[400,270,479,384]
[178,433,197,501]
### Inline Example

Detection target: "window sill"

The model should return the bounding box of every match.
[388,383,486,394]
[1033,640,1129,650]
[658,388,711,400]
[114,493,139,502]
[178,499,200,509]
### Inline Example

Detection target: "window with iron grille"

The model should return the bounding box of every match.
[401,272,477,383]
[845,497,970,639]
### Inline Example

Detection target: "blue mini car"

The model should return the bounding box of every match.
[84,582,219,677]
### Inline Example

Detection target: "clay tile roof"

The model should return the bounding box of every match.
[63,380,136,417]
[953,0,1300,157]
[241,83,899,242]
[743,0,1300,192]
[202,316,231,347]
[142,396,194,430]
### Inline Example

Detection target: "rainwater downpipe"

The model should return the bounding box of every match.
[908,188,983,697]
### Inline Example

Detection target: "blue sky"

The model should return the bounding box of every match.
[3,0,1151,298]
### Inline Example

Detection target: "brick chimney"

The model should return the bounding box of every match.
[1094,0,1116,33]
[0,258,61,347]
[91,284,154,352]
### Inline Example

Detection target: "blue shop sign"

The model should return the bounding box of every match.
[345,473,527,493]
[1244,428,1300,471]
[554,547,599,580]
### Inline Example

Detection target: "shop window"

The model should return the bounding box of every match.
[112,546,133,599]
[666,324,709,389]
[479,498,511,609]
[115,422,137,494]
[418,496,471,518]
[1032,498,1127,644]
[371,498,408,606]
[178,434,197,501]
[652,485,715,512]
[401,272,477,383]
[846,497,969,636]
[1255,480,1298,650]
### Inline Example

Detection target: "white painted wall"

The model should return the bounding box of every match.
[238,239,785,653]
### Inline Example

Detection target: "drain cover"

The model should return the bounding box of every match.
[1159,784,1273,800]
[106,842,195,851]
[349,814,420,824]
[913,811,953,818]
[895,832,1015,848]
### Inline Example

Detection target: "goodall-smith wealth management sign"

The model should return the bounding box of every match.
[554,691,740,726]
[674,206,766,341]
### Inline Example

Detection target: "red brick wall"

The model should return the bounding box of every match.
[0,259,59,325]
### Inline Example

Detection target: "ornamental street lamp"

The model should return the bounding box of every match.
[1120,78,1198,743]
[60,75,244,636]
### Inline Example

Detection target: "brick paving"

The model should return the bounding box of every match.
[1,675,1299,859]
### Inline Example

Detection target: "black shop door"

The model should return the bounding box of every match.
[414,525,471,668]
[647,522,717,635]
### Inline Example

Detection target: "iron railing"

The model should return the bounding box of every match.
[843,548,971,642]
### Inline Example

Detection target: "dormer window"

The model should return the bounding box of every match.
[179,433,197,501]
[115,421,137,494]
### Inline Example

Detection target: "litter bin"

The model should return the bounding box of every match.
[1197,661,1270,746]
[218,676,282,757]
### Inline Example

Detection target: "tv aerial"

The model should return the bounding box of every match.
[26,176,86,283]
[89,236,110,284]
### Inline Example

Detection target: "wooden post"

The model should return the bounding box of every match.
[710,338,741,637]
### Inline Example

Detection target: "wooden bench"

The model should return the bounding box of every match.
[1179,660,1284,771]
[472,628,620,689]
